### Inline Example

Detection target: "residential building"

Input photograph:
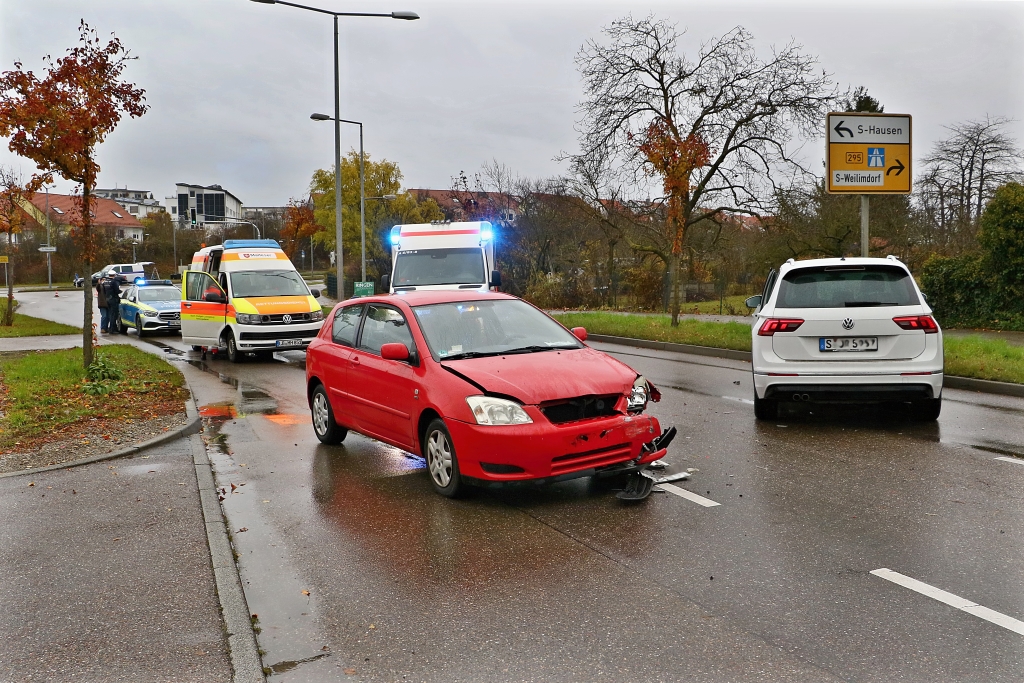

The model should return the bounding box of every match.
[94,187,166,219]
[18,192,146,242]
[165,183,243,229]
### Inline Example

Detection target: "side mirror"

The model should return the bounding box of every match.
[380,342,410,361]
[310,288,322,298]
[490,270,502,288]
[381,274,391,292]
[744,295,762,309]
[204,291,226,304]
[571,326,588,342]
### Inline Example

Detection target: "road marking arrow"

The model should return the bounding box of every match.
[886,159,905,176]
[834,119,854,138]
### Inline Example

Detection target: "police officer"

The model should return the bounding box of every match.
[97,269,121,333]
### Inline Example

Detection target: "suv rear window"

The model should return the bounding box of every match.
[776,265,919,308]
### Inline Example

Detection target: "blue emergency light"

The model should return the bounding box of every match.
[480,222,494,241]
[390,226,401,245]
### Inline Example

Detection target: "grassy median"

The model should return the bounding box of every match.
[550,311,1024,385]
[0,310,79,337]
[0,346,187,451]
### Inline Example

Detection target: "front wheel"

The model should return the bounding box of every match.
[311,385,347,444]
[226,333,241,362]
[424,418,464,498]
[135,315,146,337]
[753,394,778,420]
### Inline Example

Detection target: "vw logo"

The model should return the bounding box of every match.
[282,314,292,324]
[842,318,855,330]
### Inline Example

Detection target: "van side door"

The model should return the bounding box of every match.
[181,271,227,347]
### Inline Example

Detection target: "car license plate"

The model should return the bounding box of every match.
[169,321,180,327]
[275,339,304,348]
[819,337,878,352]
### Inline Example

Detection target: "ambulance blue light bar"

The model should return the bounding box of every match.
[223,239,282,249]
[390,226,401,245]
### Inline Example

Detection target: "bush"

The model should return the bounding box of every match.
[919,254,998,328]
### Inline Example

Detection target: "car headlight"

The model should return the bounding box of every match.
[465,396,533,425]
[627,376,648,412]
[236,313,262,325]
[311,309,324,322]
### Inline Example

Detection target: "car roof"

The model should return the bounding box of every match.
[337,290,517,309]
[779,256,910,274]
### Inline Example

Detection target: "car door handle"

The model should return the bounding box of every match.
[351,356,360,364]
[183,303,192,308]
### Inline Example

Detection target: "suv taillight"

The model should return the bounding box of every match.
[758,318,804,336]
[892,315,939,333]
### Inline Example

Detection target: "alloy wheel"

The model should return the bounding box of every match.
[426,429,453,488]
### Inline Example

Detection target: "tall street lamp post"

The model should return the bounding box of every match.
[252,0,418,299]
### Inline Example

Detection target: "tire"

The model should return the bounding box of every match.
[912,398,941,422]
[226,333,241,363]
[753,394,778,420]
[135,315,146,337]
[191,345,203,352]
[310,384,347,444]
[424,418,464,498]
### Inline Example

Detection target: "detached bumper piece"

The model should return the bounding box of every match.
[616,427,679,502]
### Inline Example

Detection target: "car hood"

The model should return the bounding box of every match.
[441,347,637,404]
[140,300,180,312]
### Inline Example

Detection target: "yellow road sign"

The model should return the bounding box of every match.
[827,113,911,194]
[0,256,8,264]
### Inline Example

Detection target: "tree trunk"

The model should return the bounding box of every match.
[669,252,681,327]
[607,238,617,308]
[82,184,94,368]
[5,250,13,327]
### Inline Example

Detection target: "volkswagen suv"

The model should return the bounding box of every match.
[746,256,943,421]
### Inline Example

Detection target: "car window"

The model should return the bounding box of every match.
[125,286,136,300]
[185,271,222,301]
[332,304,364,347]
[393,248,486,287]
[137,287,180,302]
[358,305,414,356]
[776,265,919,308]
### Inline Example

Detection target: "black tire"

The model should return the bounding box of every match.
[424,418,464,498]
[754,394,778,420]
[191,345,203,352]
[226,333,241,362]
[912,398,942,422]
[310,384,347,444]
[135,314,146,337]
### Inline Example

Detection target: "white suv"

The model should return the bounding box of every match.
[747,256,943,421]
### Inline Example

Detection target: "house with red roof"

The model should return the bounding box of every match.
[17,192,146,242]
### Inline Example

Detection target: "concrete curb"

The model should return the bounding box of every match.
[0,397,202,479]
[588,333,1024,398]
[588,333,753,361]
[191,430,266,683]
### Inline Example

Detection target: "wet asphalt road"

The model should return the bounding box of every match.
[18,291,1024,681]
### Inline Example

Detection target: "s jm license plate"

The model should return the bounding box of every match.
[275,339,304,348]
[820,337,878,352]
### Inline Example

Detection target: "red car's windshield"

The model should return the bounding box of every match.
[412,299,581,360]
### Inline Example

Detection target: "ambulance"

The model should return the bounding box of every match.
[180,239,324,361]
[381,220,500,293]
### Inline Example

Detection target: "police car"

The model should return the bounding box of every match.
[112,280,182,337]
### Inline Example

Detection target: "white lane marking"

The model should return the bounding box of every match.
[871,568,1024,636]
[657,483,721,507]
[995,456,1024,466]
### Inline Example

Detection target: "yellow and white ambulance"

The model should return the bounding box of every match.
[180,239,324,361]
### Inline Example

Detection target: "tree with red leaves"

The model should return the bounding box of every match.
[281,199,320,261]
[0,20,148,365]
[0,166,32,326]
[571,17,835,324]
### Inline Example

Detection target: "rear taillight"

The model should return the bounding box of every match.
[892,315,939,333]
[758,318,804,336]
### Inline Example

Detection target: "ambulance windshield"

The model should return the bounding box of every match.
[393,248,485,287]
[229,270,309,298]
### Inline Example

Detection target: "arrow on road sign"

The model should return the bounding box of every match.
[833,120,854,138]
[886,159,905,176]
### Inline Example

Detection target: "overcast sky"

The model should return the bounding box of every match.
[1,0,1022,205]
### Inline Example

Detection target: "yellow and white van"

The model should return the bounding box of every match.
[180,239,324,361]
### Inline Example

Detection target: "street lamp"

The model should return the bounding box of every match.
[215,219,262,240]
[253,0,419,299]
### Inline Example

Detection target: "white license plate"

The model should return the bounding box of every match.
[275,339,304,348]
[820,337,878,352]
[169,321,180,327]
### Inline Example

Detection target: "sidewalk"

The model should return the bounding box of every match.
[0,435,233,682]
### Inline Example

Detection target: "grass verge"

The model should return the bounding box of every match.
[551,311,753,352]
[552,311,1024,385]
[0,345,188,451]
[0,311,80,337]
[944,336,1024,384]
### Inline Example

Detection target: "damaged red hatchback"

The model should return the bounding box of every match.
[305,291,674,498]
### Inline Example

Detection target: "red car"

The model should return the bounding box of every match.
[305,291,675,498]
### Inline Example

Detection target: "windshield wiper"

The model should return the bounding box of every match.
[441,351,503,361]
[501,345,573,355]
[845,301,898,307]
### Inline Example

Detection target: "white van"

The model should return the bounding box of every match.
[180,239,323,361]
[381,221,500,293]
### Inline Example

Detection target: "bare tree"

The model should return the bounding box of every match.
[917,116,1023,252]
[568,16,836,324]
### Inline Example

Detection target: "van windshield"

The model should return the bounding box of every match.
[229,270,309,298]
[776,265,920,308]
[393,248,485,287]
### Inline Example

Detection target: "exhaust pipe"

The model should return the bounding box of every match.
[792,393,811,402]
